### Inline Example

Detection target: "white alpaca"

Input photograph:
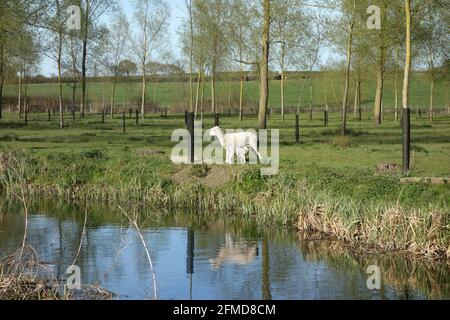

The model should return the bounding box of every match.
[209,126,262,164]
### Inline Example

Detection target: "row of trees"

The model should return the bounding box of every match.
[0,0,448,132]
[179,0,448,131]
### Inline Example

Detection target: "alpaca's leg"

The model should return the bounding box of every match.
[237,148,246,164]
[226,146,234,164]
[240,151,247,164]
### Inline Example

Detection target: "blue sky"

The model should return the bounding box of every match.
[41,0,187,76]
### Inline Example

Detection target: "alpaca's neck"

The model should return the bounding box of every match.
[215,130,226,148]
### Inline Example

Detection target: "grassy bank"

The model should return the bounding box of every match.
[0,113,449,259]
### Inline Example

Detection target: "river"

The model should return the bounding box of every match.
[0,198,448,300]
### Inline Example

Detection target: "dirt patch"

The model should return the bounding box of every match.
[400,177,449,185]
[376,163,400,173]
[172,165,239,188]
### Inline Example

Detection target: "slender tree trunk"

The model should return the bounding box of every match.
[429,73,434,122]
[141,63,146,119]
[80,6,89,119]
[280,46,285,121]
[0,43,4,119]
[111,77,117,117]
[239,67,244,121]
[211,74,216,114]
[18,64,23,119]
[342,11,354,135]
[281,70,285,121]
[195,69,201,119]
[402,0,412,174]
[258,0,270,130]
[24,75,28,119]
[358,79,362,121]
[228,76,232,111]
[201,69,205,120]
[57,31,64,129]
[354,81,358,117]
[374,48,385,125]
[102,82,105,114]
[72,80,77,116]
[309,79,313,121]
[446,84,449,114]
[153,77,158,112]
[394,46,400,122]
[189,0,194,113]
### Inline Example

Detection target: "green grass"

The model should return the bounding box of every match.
[1,111,449,176]
[3,72,449,110]
[0,111,449,258]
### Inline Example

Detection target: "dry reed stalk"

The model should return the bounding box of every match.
[94,221,130,287]
[118,206,157,300]
[72,205,88,266]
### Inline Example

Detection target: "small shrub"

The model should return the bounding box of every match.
[234,167,267,193]
[80,149,109,161]
[190,164,209,178]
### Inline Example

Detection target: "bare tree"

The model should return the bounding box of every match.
[272,0,309,121]
[402,0,412,173]
[106,7,129,117]
[54,0,65,128]
[258,0,270,130]
[131,0,170,120]
[79,0,116,118]
[226,0,258,121]
[416,1,448,122]
[186,0,194,112]
[63,28,82,119]
[340,0,356,135]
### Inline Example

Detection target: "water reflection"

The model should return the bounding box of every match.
[210,234,259,269]
[0,198,448,300]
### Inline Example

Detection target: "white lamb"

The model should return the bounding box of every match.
[209,126,262,164]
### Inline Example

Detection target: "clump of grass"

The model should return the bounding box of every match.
[296,197,449,259]
[321,128,368,137]
[80,149,109,160]
[80,132,97,137]
[0,134,19,142]
[411,144,429,154]
[189,164,210,178]
[331,136,352,148]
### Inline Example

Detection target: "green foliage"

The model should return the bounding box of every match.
[233,167,268,193]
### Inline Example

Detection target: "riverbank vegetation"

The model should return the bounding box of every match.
[0,113,448,260]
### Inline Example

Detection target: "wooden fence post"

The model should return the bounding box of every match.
[186,112,195,163]
[214,113,220,127]
[122,111,126,133]
[295,113,300,144]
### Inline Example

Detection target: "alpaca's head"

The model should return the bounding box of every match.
[209,126,222,138]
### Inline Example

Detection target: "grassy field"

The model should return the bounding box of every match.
[1,111,449,176]
[2,72,449,111]
[0,111,449,258]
